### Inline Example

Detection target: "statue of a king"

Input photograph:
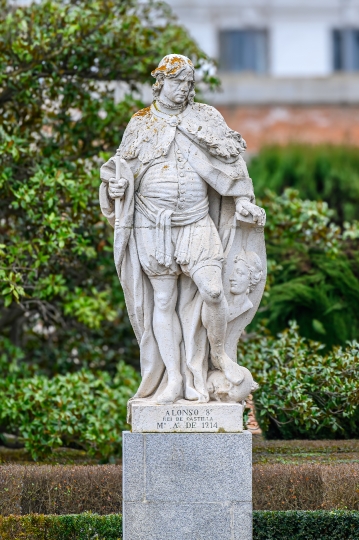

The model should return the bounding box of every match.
[99,54,266,406]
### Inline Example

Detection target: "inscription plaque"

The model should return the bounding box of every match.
[130,402,244,433]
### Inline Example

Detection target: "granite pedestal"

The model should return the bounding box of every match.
[123,430,252,540]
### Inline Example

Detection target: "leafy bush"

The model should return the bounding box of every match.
[249,144,359,222]
[0,513,122,540]
[0,348,140,460]
[257,189,359,347]
[0,0,217,374]
[239,322,359,439]
[253,510,359,540]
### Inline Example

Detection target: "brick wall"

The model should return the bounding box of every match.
[217,105,359,153]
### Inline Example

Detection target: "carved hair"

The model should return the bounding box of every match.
[151,54,196,104]
[234,250,263,292]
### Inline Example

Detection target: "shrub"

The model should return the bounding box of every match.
[0,360,140,460]
[0,513,122,540]
[249,144,359,222]
[239,322,359,439]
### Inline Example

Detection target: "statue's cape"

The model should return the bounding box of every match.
[120,101,247,165]
[99,102,266,403]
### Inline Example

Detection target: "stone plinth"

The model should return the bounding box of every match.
[123,431,252,540]
[130,401,243,433]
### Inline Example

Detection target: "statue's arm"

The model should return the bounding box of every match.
[207,110,266,226]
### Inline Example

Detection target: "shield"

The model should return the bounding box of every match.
[210,192,267,361]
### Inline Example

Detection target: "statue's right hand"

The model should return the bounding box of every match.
[108,177,128,199]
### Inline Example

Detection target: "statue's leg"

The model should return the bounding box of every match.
[192,265,244,386]
[149,275,183,404]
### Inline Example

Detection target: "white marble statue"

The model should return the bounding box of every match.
[99,54,266,407]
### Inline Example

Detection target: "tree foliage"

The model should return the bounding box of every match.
[254,189,359,347]
[0,0,217,373]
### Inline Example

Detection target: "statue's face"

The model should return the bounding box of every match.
[160,70,193,104]
[229,260,250,295]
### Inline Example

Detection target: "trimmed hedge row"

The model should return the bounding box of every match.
[1,511,359,539]
[0,513,122,540]
[0,464,123,516]
[2,462,359,515]
[253,511,359,539]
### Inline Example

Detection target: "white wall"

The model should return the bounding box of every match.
[166,0,359,77]
[271,22,331,76]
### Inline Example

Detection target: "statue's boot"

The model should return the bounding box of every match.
[156,376,183,405]
[211,352,244,386]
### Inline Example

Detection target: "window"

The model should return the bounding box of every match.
[219,29,268,73]
[333,29,359,71]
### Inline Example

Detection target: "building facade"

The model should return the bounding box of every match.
[166,0,359,151]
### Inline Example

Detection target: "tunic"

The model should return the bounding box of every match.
[135,138,223,278]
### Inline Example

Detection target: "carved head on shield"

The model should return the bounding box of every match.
[230,250,263,297]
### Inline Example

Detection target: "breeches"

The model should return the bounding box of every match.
[134,212,224,278]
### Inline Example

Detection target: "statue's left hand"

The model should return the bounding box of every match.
[236,199,266,226]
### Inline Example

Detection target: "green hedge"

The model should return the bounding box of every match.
[253,511,359,539]
[1,511,359,539]
[0,513,122,540]
[248,144,359,222]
